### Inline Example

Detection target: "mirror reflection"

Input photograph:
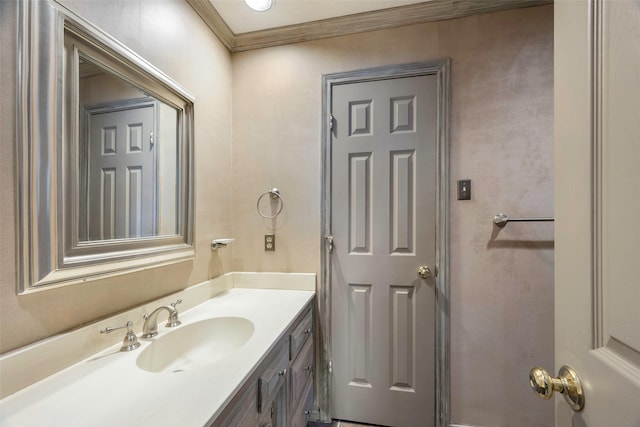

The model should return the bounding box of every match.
[15,0,195,292]
[77,55,179,241]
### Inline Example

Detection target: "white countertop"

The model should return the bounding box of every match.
[0,288,315,427]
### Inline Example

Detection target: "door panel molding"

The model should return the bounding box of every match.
[591,0,605,351]
[590,0,640,385]
[348,153,373,254]
[390,149,416,255]
[348,283,373,387]
[319,60,450,426]
[390,285,416,391]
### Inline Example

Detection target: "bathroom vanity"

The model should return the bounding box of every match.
[0,276,316,427]
[212,299,314,427]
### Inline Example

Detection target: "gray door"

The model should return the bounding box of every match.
[86,104,156,240]
[554,0,640,424]
[331,75,437,426]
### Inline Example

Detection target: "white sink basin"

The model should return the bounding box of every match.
[136,317,254,373]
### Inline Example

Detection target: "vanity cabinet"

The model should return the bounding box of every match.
[209,300,314,427]
[287,310,314,427]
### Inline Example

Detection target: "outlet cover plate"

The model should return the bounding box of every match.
[265,234,275,251]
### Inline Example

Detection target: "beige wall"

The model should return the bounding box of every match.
[0,0,233,352]
[232,5,554,427]
[1,2,553,426]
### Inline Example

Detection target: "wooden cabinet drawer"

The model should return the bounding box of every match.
[258,342,289,414]
[289,308,313,360]
[288,380,314,427]
[210,380,259,427]
[256,399,275,427]
[289,337,314,408]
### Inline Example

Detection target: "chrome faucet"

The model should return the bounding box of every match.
[141,299,182,338]
[100,320,141,352]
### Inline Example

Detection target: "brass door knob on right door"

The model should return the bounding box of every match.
[529,365,585,412]
[417,265,432,279]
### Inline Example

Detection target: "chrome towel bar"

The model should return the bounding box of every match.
[493,213,554,228]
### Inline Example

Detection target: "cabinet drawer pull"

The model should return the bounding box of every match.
[304,365,313,372]
[278,369,287,376]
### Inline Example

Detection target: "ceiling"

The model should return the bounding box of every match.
[210,0,430,34]
[186,0,552,52]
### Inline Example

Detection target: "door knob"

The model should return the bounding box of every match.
[529,365,584,412]
[417,265,432,279]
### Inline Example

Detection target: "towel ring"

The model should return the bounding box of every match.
[257,188,284,219]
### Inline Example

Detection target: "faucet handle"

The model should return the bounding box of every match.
[166,299,182,327]
[100,320,141,352]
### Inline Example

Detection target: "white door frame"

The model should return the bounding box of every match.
[319,60,451,426]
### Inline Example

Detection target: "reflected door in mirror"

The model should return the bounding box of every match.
[85,101,157,241]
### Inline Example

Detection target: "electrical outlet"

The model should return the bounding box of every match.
[265,234,275,251]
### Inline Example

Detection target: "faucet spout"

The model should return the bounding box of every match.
[141,305,179,338]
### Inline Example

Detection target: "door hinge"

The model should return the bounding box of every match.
[149,131,154,148]
[328,114,334,131]
[324,234,334,253]
[307,407,321,422]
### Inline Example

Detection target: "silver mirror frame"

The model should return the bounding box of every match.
[16,0,195,293]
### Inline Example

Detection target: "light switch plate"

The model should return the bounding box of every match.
[458,179,471,200]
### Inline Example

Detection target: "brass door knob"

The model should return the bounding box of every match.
[417,265,432,279]
[529,365,584,412]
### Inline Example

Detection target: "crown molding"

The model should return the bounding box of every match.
[187,0,553,52]
[186,0,234,51]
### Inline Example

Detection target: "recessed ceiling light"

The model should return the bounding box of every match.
[244,0,273,12]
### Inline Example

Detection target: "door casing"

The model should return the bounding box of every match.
[319,60,450,426]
